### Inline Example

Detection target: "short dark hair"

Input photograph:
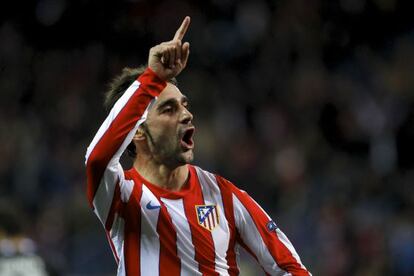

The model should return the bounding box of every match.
[104,66,177,157]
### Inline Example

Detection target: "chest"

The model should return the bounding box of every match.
[129,182,232,256]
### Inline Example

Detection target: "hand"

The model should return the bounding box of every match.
[148,16,191,81]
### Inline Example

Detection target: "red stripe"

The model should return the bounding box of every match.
[236,228,274,275]
[86,68,166,207]
[128,169,181,275]
[216,179,268,276]
[157,201,181,276]
[123,183,143,275]
[233,190,309,275]
[215,176,239,276]
[183,166,218,276]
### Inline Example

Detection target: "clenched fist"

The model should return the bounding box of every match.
[148,16,191,81]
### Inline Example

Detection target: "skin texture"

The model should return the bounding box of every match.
[148,16,190,81]
[133,17,193,191]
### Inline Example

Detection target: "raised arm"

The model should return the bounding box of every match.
[148,16,190,81]
[85,17,191,226]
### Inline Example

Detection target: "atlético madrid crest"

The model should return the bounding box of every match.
[195,205,219,231]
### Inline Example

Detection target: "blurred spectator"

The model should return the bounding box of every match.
[0,201,49,276]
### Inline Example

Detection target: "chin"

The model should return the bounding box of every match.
[179,149,194,164]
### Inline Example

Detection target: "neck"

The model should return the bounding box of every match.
[133,155,189,191]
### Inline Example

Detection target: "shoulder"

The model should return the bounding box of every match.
[124,168,135,180]
[191,165,240,193]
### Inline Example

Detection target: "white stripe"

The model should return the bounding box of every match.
[140,185,161,275]
[120,179,134,202]
[276,229,308,272]
[93,167,134,226]
[109,213,126,276]
[89,89,156,221]
[108,95,155,166]
[195,167,230,275]
[244,193,308,273]
[117,247,126,276]
[161,198,201,276]
[92,165,121,224]
[108,214,126,276]
[109,213,125,260]
[233,195,286,275]
[85,80,141,162]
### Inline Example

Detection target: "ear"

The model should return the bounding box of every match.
[133,126,146,141]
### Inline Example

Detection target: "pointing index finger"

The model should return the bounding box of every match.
[173,16,191,41]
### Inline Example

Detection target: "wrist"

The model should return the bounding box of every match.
[137,67,167,97]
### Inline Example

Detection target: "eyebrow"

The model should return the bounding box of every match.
[156,95,188,111]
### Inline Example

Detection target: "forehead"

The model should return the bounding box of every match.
[156,83,184,103]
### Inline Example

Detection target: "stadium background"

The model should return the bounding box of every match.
[1,0,414,275]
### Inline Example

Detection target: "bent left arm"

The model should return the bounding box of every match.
[231,186,311,275]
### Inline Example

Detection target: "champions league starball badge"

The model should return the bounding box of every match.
[267,220,278,232]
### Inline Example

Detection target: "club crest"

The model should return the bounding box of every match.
[195,204,219,231]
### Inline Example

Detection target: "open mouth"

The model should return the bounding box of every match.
[181,127,195,150]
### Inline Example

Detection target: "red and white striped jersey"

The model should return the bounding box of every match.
[85,68,311,276]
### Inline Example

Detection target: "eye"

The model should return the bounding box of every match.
[162,106,174,114]
[183,102,190,110]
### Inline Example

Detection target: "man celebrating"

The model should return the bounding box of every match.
[85,16,311,275]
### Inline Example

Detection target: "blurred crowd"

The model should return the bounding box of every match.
[1,0,414,275]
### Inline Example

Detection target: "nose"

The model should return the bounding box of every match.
[180,107,193,124]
